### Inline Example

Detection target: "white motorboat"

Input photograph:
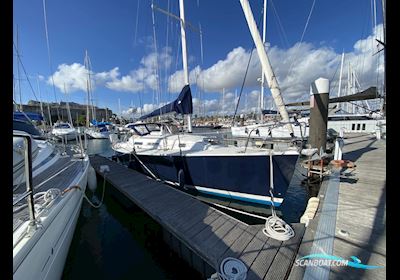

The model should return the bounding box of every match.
[85,126,110,139]
[51,122,77,141]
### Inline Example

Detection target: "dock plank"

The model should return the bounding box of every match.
[264,224,305,280]
[238,229,269,275]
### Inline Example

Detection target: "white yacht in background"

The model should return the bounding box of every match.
[13,120,90,280]
[85,124,113,139]
[231,116,309,140]
[51,122,77,141]
[231,112,386,139]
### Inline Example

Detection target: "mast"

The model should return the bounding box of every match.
[13,75,17,111]
[337,51,345,111]
[179,0,192,132]
[16,26,23,112]
[36,75,46,131]
[85,50,91,127]
[222,88,225,116]
[240,0,294,136]
[382,0,386,115]
[118,98,121,119]
[259,0,267,120]
[64,84,74,126]
[47,102,53,127]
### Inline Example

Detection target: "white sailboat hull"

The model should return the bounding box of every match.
[13,159,89,280]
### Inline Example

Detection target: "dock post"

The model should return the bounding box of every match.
[334,128,344,160]
[375,122,382,139]
[309,78,330,153]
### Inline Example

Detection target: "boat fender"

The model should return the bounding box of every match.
[178,169,185,189]
[88,165,97,192]
[300,197,320,227]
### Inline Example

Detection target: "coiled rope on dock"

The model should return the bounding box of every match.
[262,151,295,241]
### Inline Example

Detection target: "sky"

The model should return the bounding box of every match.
[13,0,385,118]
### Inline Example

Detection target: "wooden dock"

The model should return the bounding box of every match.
[90,155,305,279]
[289,133,386,279]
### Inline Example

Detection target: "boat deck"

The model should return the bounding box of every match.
[90,155,305,279]
[13,148,87,232]
[289,133,386,279]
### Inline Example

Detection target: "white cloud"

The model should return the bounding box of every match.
[198,47,260,92]
[106,47,174,93]
[168,66,202,93]
[121,107,138,118]
[48,63,119,93]
[49,63,88,93]
[169,24,384,108]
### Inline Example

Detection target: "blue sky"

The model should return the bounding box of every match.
[13,0,384,117]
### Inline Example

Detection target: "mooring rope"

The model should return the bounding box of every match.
[262,150,295,241]
[82,167,108,209]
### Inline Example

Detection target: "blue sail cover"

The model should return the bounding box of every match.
[13,112,44,121]
[90,120,112,126]
[139,85,193,120]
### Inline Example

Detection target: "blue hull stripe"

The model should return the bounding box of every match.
[196,188,282,207]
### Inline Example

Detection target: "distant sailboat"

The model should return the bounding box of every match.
[83,50,114,139]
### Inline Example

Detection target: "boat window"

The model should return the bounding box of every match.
[362,124,366,130]
[178,143,186,147]
[357,124,361,130]
[129,125,148,136]
[352,124,355,130]
[145,124,161,132]
[55,123,71,129]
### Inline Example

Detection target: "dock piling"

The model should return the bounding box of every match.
[309,78,330,153]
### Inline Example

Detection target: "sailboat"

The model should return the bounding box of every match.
[83,50,115,139]
[13,117,90,280]
[110,0,299,206]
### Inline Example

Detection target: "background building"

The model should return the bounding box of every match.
[20,100,113,126]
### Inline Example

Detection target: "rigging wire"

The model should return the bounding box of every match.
[13,42,40,103]
[151,1,162,110]
[232,8,264,125]
[42,0,60,115]
[133,0,140,46]
[269,0,290,49]
[287,0,316,78]
[164,0,171,103]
